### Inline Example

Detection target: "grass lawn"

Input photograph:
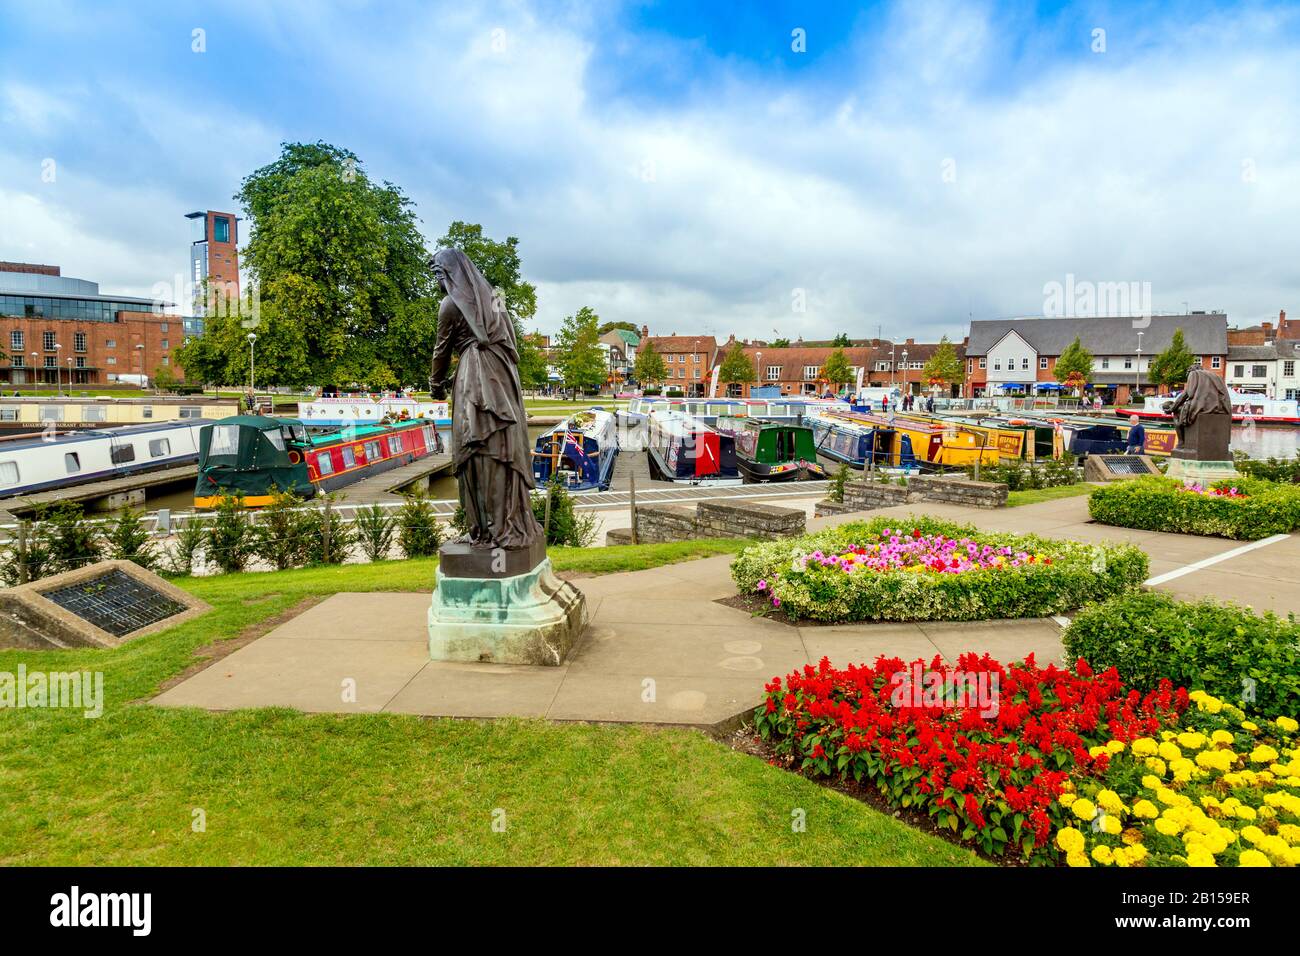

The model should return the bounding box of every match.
[0,541,980,866]
[1005,483,1096,508]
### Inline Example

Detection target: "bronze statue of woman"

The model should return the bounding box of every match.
[427,248,542,549]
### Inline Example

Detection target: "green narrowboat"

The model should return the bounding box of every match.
[715,417,828,482]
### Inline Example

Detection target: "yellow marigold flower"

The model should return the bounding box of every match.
[1196,750,1235,773]
[1251,745,1280,764]
[1127,843,1148,862]
[1088,745,1109,759]
[1132,799,1159,819]
[1177,732,1207,750]
[1121,827,1143,845]
[1072,798,1097,822]
[1238,849,1271,867]
[1066,850,1090,867]
[1131,737,1158,757]
[1102,815,1122,835]
[1106,740,1126,755]
[1278,824,1300,845]
[1240,825,1265,845]
[1235,805,1258,821]
[1211,730,1235,746]
[1160,730,1177,742]
[1059,793,1077,807]
[1155,816,1184,836]
[1241,720,1258,732]
[1060,779,1075,793]
[1197,696,1223,714]
[1158,742,1183,762]
[1056,827,1085,853]
[1145,758,1167,777]
[1113,847,1132,867]
[1185,847,1217,867]
[1155,787,1182,806]
[1096,790,1126,816]
[1277,716,1299,733]
[1092,845,1114,865]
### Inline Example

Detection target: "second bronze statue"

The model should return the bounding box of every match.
[428,247,543,550]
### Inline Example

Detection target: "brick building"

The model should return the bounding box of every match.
[185,210,240,315]
[0,262,189,388]
[638,327,719,396]
[964,313,1229,404]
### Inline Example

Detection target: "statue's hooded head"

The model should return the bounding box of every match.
[429,248,515,351]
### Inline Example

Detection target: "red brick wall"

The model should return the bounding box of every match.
[1,312,187,385]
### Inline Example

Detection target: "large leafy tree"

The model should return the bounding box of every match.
[821,347,854,389]
[556,307,606,392]
[923,336,963,390]
[633,339,667,385]
[770,337,792,349]
[1054,336,1095,392]
[598,320,638,336]
[831,332,852,348]
[230,141,437,388]
[717,345,756,386]
[1148,328,1198,389]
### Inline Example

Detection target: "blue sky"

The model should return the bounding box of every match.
[2,0,1299,341]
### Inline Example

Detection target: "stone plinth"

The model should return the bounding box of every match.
[1164,458,1239,485]
[428,541,587,665]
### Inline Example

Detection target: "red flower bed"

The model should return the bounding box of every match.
[756,653,1189,861]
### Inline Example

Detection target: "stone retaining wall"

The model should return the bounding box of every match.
[833,474,1008,514]
[605,500,806,546]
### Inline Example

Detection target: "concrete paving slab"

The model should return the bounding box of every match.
[384,662,565,718]
[919,618,1065,666]
[798,623,939,668]
[590,596,787,630]
[1150,569,1295,614]
[152,636,429,713]
[260,592,430,641]
[545,671,762,726]
[567,620,808,678]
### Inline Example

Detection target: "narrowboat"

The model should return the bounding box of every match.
[532,409,618,491]
[0,396,238,435]
[715,417,828,482]
[645,410,742,485]
[299,395,451,429]
[0,420,207,499]
[620,396,847,428]
[194,415,444,507]
[1051,415,1178,456]
[814,411,1002,468]
[807,413,916,470]
[895,412,1042,461]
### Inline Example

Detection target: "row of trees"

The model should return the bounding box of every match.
[1054,328,1200,391]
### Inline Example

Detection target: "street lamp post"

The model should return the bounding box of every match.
[29,352,38,397]
[901,349,909,398]
[1135,331,1144,405]
[54,343,63,397]
[247,332,258,399]
[135,343,145,388]
[67,357,74,394]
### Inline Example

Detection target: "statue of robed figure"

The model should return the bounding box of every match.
[1168,365,1233,461]
[428,248,543,550]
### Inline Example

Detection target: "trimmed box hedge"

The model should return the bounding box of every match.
[730,516,1148,623]
[1062,591,1300,720]
[1088,475,1300,540]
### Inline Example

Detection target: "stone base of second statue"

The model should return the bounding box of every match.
[427,539,587,666]
[1164,457,1239,484]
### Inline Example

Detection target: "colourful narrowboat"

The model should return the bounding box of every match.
[646,410,742,485]
[715,417,828,482]
[194,415,443,507]
[532,409,619,491]
[807,414,915,470]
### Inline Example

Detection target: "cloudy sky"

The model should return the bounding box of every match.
[2,0,1298,342]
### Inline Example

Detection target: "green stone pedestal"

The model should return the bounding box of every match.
[428,557,587,666]
[1164,458,1239,484]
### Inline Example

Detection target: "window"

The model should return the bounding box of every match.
[209,424,240,456]
[803,366,818,380]
[65,453,81,474]
[1252,365,1268,378]
[1100,358,1110,370]
[160,322,169,333]
[160,339,169,349]
[341,445,356,468]
[967,359,973,374]
[1021,358,1030,370]
[766,365,781,381]
[1285,361,1295,377]
[1211,356,1222,369]
[106,357,117,365]
[9,330,21,351]
[111,444,136,465]
[364,440,382,460]
[83,406,107,423]
[39,405,63,422]
[161,356,170,365]
[11,355,23,368]
[1124,357,1132,370]
[74,332,86,352]
[44,356,57,368]
[1234,365,1245,377]
[178,407,201,418]
[149,438,171,457]
[388,435,404,455]
[264,431,285,452]
[43,330,56,350]
[0,461,18,488]
[142,406,154,418]
[75,357,86,369]
[105,338,116,348]
[693,368,701,378]
[213,217,230,243]
[993,361,1001,371]
[316,451,335,475]
[0,406,17,421]
[978,358,986,369]
[1039,357,1048,369]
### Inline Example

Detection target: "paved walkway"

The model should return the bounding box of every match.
[151,494,1298,727]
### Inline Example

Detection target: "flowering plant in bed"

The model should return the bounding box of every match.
[731,516,1147,623]
[1089,475,1300,539]
[755,653,1188,861]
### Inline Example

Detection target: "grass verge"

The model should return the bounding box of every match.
[0,540,979,866]
[1005,483,1095,508]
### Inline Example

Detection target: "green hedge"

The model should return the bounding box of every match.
[1062,592,1300,720]
[1088,475,1300,539]
[730,516,1148,623]
[1235,455,1300,483]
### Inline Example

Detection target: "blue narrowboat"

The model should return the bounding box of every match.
[532,409,619,491]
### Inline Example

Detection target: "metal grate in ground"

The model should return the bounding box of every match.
[41,569,187,637]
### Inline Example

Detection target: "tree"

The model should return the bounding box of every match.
[1054,336,1095,393]
[231,141,438,388]
[922,335,963,391]
[598,320,638,336]
[634,339,667,385]
[1148,328,1198,389]
[518,332,549,389]
[717,345,756,386]
[556,307,605,392]
[831,332,852,348]
[821,348,854,390]
[771,337,792,349]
